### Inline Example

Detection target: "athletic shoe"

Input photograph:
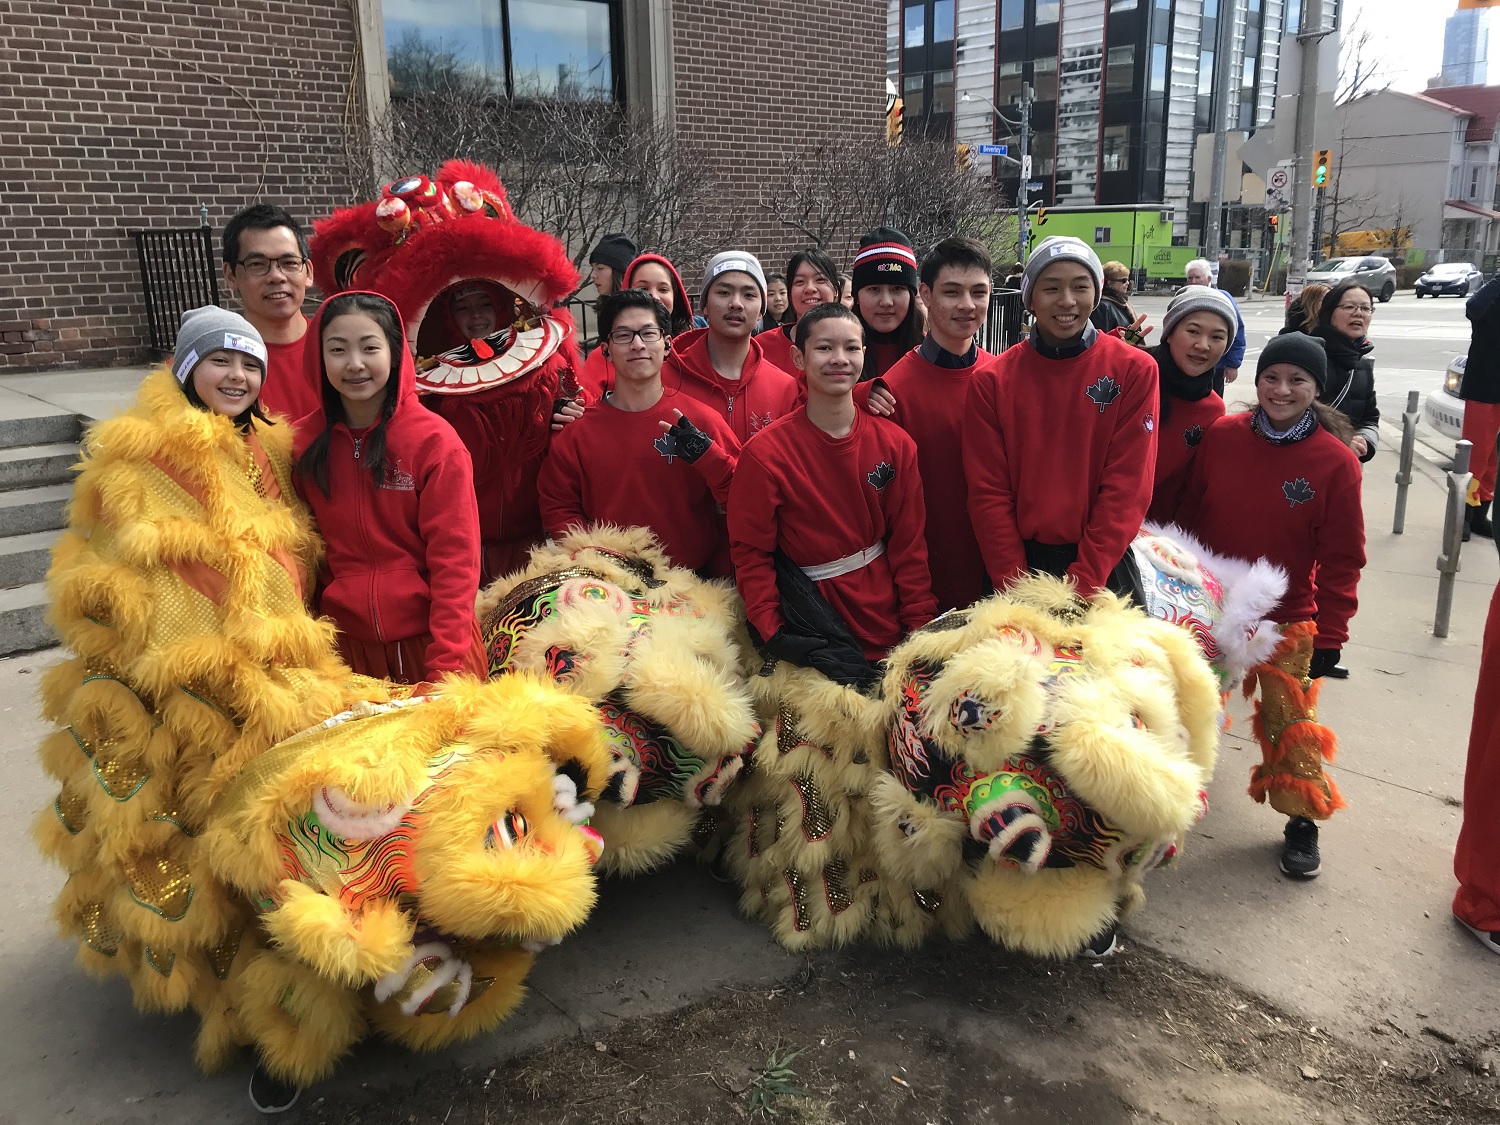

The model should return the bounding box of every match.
[1280,816,1321,879]
[1457,916,1500,956]
[1327,663,1350,680]
[1078,923,1120,958]
[248,1065,301,1115]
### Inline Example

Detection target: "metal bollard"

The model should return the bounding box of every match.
[1392,390,1420,534]
[1434,440,1473,639]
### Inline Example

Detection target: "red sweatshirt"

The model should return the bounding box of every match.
[754,324,800,379]
[538,390,739,574]
[880,348,993,612]
[665,328,800,443]
[1148,392,1225,524]
[577,344,611,403]
[293,294,482,675]
[865,340,908,382]
[258,322,322,423]
[729,409,936,659]
[1175,411,1365,646]
[963,332,1159,593]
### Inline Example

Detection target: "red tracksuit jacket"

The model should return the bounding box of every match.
[665,328,800,443]
[537,389,739,574]
[293,295,482,675]
[1175,411,1365,646]
[729,409,936,659]
[879,347,993,612]
[963,331,1159,593]
[1148,391,1225,525]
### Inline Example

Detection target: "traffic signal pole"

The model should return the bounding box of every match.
[1018,84,1032,263]
[1286,0,1328,299]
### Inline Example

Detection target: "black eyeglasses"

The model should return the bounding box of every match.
[235,255,309,277]
[606,326,663,345]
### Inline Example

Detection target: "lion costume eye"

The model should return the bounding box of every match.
[484,810,529,850]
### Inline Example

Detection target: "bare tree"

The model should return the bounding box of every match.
[1337,14,1391,106]
[758,137,1015,265]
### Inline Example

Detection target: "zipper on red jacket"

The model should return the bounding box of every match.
[349,431,385,642]
[725,392,735,430]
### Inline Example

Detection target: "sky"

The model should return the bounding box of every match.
[1345,0,1468,92]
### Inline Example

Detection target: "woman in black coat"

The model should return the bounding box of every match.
[1313,280,1379,464]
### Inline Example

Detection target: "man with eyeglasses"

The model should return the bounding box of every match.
[537,289,739,577]
[221,204,320,421]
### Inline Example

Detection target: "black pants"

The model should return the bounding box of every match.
[1022,539,1142,604]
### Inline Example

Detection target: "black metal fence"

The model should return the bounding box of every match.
[981,287,1027,353]
[131,225,220,357]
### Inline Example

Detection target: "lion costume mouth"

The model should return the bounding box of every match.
[416,317,567,394]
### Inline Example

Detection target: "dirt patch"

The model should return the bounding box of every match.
[299,941,1500,1125]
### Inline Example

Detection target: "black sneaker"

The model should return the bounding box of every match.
[1280,817,1321,879]
[1457,917,1500,956]
[248,1064,301,1115]
[1327,663,1350,680]
[1078,923,1120,959]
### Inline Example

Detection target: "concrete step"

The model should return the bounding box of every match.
[0,443,79,491]
[0,582,53,656]
[0,529,58,589]
[0,385,81,450]
[0,484,72,537]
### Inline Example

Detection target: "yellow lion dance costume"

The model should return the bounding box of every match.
[874,577,1221,957]
[33,369,612,1087]
[477,526,759,876]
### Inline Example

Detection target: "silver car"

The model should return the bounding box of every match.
[1423,356,1467,440]
[1306,256,1398,303]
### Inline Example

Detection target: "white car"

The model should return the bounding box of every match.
[1423,356,1467,440]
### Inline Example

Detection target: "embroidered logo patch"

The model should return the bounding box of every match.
[653,433,679,463]
[1086,375,1121,412]
[867,461,896,490]
[1184,424,1204,447]
[380,459,416,491]
[750,411,775,434]
[1143,412,1155,434]
[1282,477,1315,507]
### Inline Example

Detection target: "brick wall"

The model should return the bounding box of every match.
[670,1,886,276]
[0,0,364,370]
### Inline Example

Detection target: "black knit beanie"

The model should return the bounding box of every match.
[1256,331,1328,393]
[851,227,918,293]
[589,233,637,274]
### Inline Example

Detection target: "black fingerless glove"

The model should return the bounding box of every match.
[1308,648,1341,680]
[662,413,714,463]
[761,627,824,667]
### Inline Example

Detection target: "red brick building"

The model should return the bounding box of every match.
[0,1,884,371]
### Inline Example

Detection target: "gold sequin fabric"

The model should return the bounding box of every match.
[792,774,833,842]
[822,858,853,914]
[122,853,195,921]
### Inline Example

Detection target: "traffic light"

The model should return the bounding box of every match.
[955,143,972,170]
[887,96,904,145]
[1269,214,1279,230]
[1035,207,1049,226]
[1313,150,1331,189]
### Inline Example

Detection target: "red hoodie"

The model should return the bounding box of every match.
[293,293,482,676]
[755,323,800,379]
[577,255,697,404]
[664,327,800,443]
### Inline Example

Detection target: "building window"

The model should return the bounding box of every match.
[1107,45,1136,94]
[1472,166,1483,199]
[930,69,956,115]
[932,0,955,41]
[1102,124,1131,171]
[1032,54,1058,102]
[1095,225,1113,241]
[1031,130,1056,175]
[1036,0,1061,24]
[903,74,927,116]
[1149,43,1167,92]
[1001,0,1025,31]
[1111,0,1138,10]
[905,2,926,47]
[386,0,618,100]
[998,60,1025,105]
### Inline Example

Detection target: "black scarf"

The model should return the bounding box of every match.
[1151,343,1214,424]
[1251,406,1318,445]
[1315,325,1372,372]
[1029,321,1098,360]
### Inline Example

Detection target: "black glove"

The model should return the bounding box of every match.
[760,627,824,668]
[1308,648,1341,680]
[658,413,714,463]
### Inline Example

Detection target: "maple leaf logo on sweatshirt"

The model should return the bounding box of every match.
[1282,477,1316,507]
[867,461,896,490]
[1184,425,1204,447]
[1086,375,1122,413]
[653,433,679,463]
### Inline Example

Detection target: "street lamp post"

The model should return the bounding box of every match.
[962,86,1034,264]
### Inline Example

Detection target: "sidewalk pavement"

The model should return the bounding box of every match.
[0,365,154,425]
[0,403,1494,1123]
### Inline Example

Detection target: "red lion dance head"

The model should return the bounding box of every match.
[309,160,580,397]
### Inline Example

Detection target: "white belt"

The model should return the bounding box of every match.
[800,540,886,581]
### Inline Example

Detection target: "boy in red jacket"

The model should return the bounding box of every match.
[729,304,936,665]
[665,251,800,442]
[875,236,995,612]
[538,289,738,576]
[963,236,1158,595]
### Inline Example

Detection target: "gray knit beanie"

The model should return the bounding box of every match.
[1021,236,1104,308]
[173,306,267,385]
[1256,331,1328,393]
[700,251,768,310]
[1162,285,1238,339]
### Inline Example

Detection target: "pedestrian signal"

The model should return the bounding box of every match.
[1313,150,1331,188]
[1269,215,1279,230]
[1035,208,1049,226]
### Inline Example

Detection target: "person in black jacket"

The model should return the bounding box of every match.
[1461,275,1500,540]
[1313,280,1380,465]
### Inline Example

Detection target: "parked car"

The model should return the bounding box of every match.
[1415,262,1484,298]
[1423,355,1467,440]
[1306,255,1398,303]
